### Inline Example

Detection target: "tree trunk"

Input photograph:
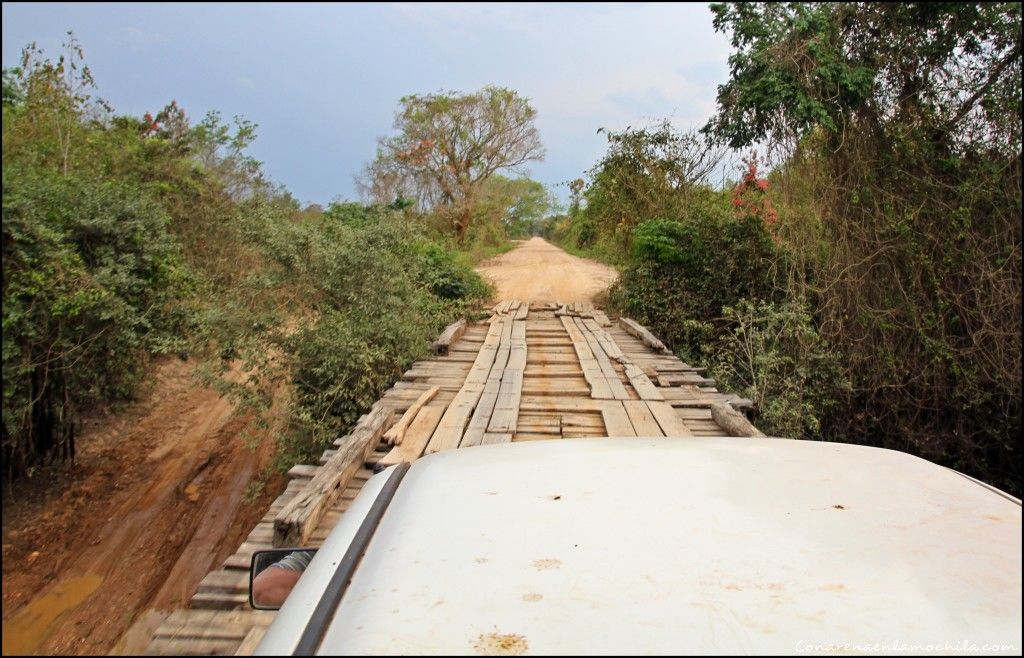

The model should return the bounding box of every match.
[454,205,472,243]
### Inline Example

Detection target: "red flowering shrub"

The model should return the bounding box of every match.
[731,157,779,238]
[142,112,159,135]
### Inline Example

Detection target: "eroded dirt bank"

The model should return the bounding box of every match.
[1,358,285,655]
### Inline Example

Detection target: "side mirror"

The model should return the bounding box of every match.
[249,548,317,610]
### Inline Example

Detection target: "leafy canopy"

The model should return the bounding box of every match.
[358,86,545,239]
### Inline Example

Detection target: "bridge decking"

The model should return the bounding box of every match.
[145,301,759,655]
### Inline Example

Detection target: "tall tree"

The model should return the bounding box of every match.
[473,176,561,238]
[358,86,545,240]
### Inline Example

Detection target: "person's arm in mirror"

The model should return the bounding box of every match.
[252,550,314,607]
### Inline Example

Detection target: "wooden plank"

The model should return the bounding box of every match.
[235,627,266,655]
[383,386,439,445]
[654,365,707,374]
[379,405,446,466]
[273,406,394,546]
[425,318,505,453]
[462,317,516,447]
[488,321,525,433]
[487,405,517,433]
[622,362,665,401]
[431,318,467,355]
[521,378,589,396]
[560,315,613,399]
[286,464,319,479]
[526,337,574,347]
[526,351,579,365]
[512,432,557,442]
[574,317,629,400]
[189,591,249,610]
[513,424,560,436]
[491,367,522,404]
[659,391,754,411]
[646,400,694,437]
[600,401,637,437]
[582,320,665,403]
[619,317,672,354]
[523,363,583,377]
[403,361,472,375]
[623,400,665,437]
[481,432,513,445]
[461,387,499,448]
[196,569,249,594]
[559,412,604,429]
[520,395,604,412]
[146,638,241,655]
[711,402,766,437]
[581,318,624,360]
[159,609,274,629]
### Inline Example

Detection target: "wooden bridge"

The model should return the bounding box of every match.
[145,301,763,655]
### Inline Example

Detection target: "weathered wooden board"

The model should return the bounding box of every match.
[601,401,637,437]
[481,432,514,445]
[488,321,527,434]
[711,402,766,438]
[574,317,629,400]
[379,405,446,466]
[425,318,505,453]
[622,362,665,401]
[383,386,439,445]
[623,400,665,437]
[646,400,694,437]
[273,405,393,547]
[519,395,605,412]
[561,315,613,399]
[619,317,672,354]
[431,318,467,355]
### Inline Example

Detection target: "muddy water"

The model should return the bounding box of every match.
[1,574,104,655]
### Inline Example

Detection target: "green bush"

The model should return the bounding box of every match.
[704,299,848,441]
[632,218,702,269]
[610,203,781,360]
[2,168,188,474]
[203,201,489,464]
[418,242,491,300]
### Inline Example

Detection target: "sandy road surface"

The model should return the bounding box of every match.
[474,237,618,303]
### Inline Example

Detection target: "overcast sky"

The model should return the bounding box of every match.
[2,2,733,206]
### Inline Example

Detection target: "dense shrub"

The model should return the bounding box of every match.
[707,1,1021,493]
[703,299,848,441]
[2,168,188,476]
[610,201,781,360]
[200,201,489,463]
[1,38,491,480]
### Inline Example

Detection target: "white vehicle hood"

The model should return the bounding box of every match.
[257,437,1022,655]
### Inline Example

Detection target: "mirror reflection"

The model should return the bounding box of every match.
[250,548,317,609]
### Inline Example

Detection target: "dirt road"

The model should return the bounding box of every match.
[0,358,284,656]
[475,237,618,303]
